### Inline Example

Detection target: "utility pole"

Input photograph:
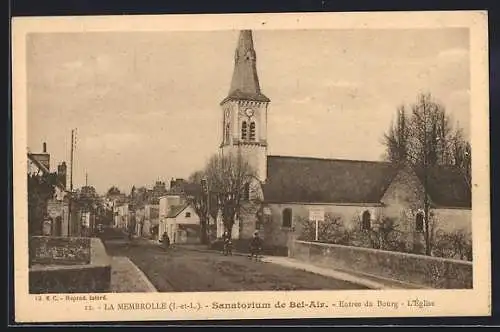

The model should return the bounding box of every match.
[68,129,76,237]
[70,129,75,192]
[201,177,209,244]
[85,172,88,187]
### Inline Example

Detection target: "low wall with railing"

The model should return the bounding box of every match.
[29,236,111,294]
[289,240,472,289]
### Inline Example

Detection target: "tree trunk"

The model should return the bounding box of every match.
[424,201,431,256]
[224,218,234,239]
[200,218,208,244]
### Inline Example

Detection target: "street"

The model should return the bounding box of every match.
[102,236,368,292]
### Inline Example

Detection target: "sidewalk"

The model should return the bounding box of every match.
[261,256,427,290]
[178,244,426,290]
[110,256,157,293]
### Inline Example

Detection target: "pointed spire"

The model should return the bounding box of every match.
[223,30,270,104]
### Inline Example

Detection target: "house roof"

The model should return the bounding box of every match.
[27,153,66,192]
[28,152,50,174]
[414,165,471,208]
[263,156,399,204]
[177,224,201,233]
[166,204,190,218]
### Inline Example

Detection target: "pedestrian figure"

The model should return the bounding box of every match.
[249,230,263,261]
[160,231,170,250]
[222,231,232,256]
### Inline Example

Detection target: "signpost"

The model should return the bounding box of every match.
[309,207,325,241]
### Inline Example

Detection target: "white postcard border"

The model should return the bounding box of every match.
[12,11,490,323]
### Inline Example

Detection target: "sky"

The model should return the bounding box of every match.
[26,28,470,195]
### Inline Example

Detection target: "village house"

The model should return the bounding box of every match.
[213,30,472,252]
[158,194,184,239]
[135,203,159,238]
[113,203,129,230]
[164,203,201,244]
[27,143,80,237]
[135,206,145,236]
[144,204,160,238]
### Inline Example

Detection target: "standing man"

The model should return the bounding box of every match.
[160,231,170,250]
[249,230,263,261]
[222,230,232,255]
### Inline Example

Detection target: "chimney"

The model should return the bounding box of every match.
[32,142,50,170]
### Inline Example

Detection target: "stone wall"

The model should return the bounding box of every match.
[29,237,111,294]
[290,240,472,289]
[29,236,91,266]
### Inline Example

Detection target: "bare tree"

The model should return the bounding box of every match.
[186,170,211,244]
[384,93,467,168]
[383,105,409,164]
[383,92,471,256]
[28,172,58,236]
[203,151,257,238]
[450,128,472,190]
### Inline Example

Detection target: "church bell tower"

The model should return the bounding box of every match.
[220,30,270,182]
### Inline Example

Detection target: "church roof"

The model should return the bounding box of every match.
[222,30,270,104]
[263,156,398,204]
[414,165,471,208]
[262,156,471,208]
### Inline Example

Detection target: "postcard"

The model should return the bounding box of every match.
[12,11,490,323]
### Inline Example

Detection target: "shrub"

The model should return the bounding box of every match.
[297,213,351,244]
[432,229,472,261]
[295,211,472,262]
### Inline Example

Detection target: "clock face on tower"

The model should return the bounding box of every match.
[245,108,254,117]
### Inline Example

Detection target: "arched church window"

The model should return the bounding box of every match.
[415,212,424,232]
[361,210,371,230]
[282,208,292,228]
[54,216,62,236]
[243,182,250,201]
[241,121,248,140]
[225,123,230,143]
[249,122,256,141]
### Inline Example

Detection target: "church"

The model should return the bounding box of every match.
[215,30,472,253]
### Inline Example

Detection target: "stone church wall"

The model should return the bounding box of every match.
[264,201,471,252]
[264,203,383,248]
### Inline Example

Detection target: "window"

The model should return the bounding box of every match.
[361,210,371,230]
[243,183,250,201]
[241,121,248,140]
[54,216,62,236]
[282,208,292,228]
[185,212,191,218]
[249,122,256,141]
[225,123,230,143]
[415,212,424,232]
